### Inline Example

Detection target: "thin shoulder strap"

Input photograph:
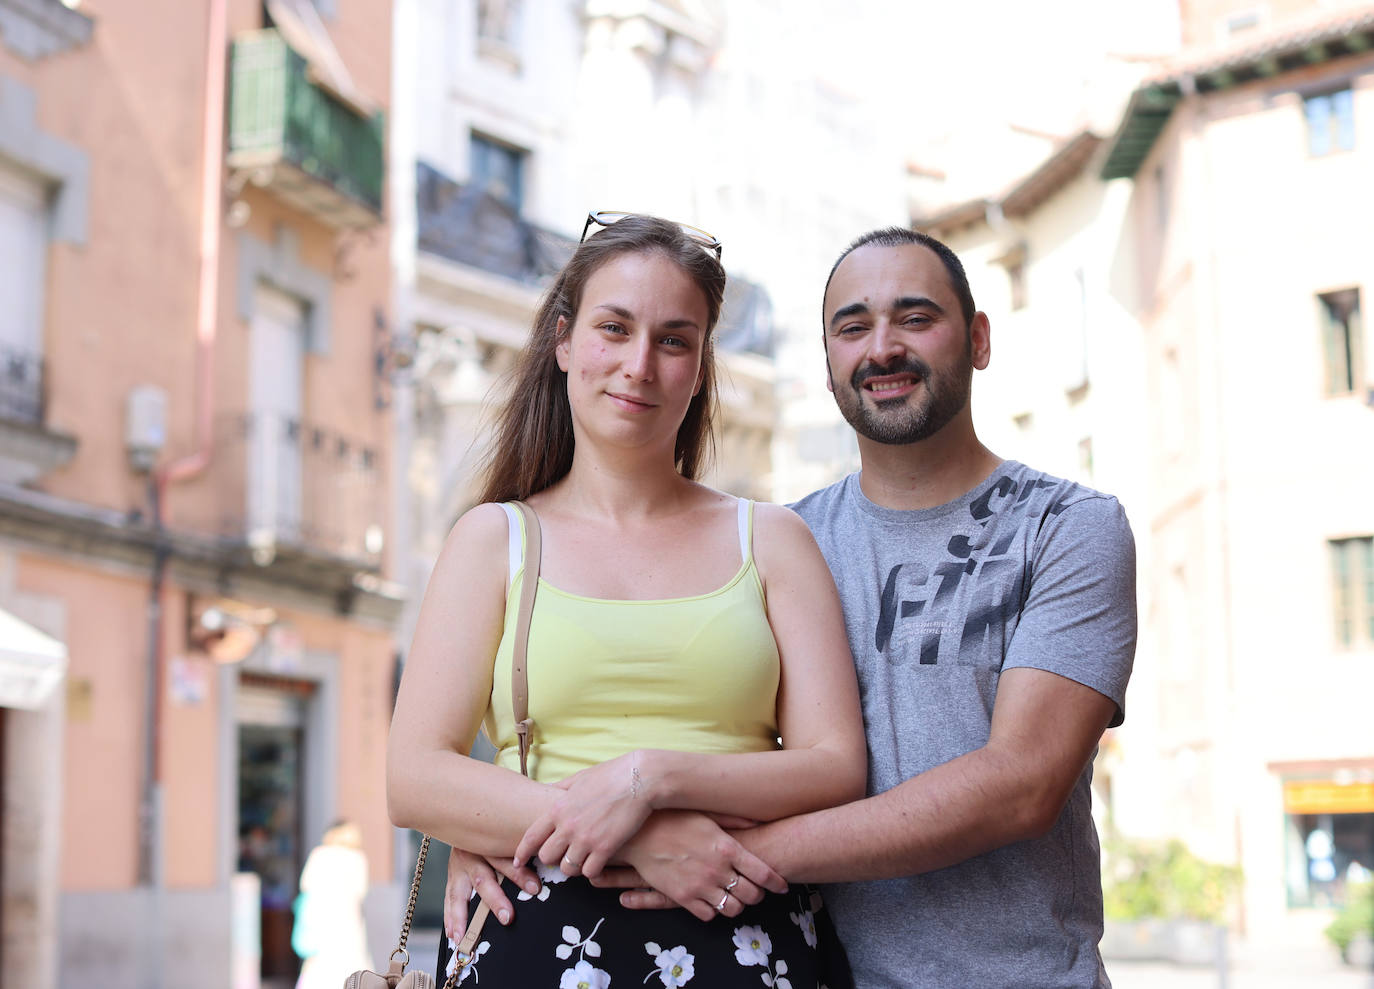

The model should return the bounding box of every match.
[508,500,541,779]
[737,498,753,562]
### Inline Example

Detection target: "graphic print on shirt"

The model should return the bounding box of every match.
[873,472,1071,664]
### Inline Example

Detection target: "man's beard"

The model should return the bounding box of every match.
[832,355,971,445]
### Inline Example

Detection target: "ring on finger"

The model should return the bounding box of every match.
[724,875,739,892]
[715,892,730,912]
[562,854,580,868]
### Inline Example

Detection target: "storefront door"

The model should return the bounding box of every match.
[237,675,315,987]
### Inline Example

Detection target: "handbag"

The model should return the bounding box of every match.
[345,501,543,989]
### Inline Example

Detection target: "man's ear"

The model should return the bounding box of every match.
[970,312,992,370]
[555,315,571,372]
[824,338,836,393]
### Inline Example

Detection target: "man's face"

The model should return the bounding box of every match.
[822,243,989,446]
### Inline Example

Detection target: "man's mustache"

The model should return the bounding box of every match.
[851,358,931,392]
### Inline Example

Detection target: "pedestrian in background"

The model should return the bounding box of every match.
[293,820,372,989]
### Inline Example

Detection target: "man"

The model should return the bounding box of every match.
[446,227,1136,987]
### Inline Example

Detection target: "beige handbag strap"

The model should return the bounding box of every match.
[425,500,542,985]
[509,500,541,778]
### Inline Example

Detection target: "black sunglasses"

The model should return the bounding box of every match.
[580,210,723,261]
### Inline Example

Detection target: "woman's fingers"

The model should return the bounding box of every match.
[513,814,557,869]
[733,847,787,896]
[443,868,470,939]
[470,865,515,926]
[723,873,763,906]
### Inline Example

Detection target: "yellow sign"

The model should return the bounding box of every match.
[1283,780,1374,815]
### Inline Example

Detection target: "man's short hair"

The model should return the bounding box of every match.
[822,227,977,330]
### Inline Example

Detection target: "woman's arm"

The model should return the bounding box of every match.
[516,503,866,876]
[386,503,560,854]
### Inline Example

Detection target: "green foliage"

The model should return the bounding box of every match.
[1103,838,1241,924]
[1325,882,1374,956]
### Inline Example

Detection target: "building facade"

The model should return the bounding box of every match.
[0,1,403,985]
[1098,1,1374,947]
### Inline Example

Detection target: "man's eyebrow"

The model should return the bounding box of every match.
[829,301,871,330]
[893,296,944,314]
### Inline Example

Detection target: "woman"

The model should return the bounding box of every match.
[387,213,864,987]
[293,820,370,989]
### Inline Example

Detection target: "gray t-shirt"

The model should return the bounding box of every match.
[791,462,1136,989]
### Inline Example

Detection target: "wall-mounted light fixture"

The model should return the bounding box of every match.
[373,307,415,410]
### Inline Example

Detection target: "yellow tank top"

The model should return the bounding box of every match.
[482,500,781,782]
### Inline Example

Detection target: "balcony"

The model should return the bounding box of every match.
[227,29,384,230]
[0,342,75,485]
[205,412,384,582]
[416,161,573,284]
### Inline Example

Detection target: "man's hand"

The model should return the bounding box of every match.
[615,810,787,922]
[444,846,542,938]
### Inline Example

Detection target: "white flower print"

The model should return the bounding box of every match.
[788,904,817,949]
[732,925,772,967]
[642,941,695,987]
[517,859,571,902]
[760,957,792,989]
[555,918,605,962]
[558,958,611,989]
[445,936,489,984]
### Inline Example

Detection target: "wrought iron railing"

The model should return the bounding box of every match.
[416,161,574,284]
[228,29,384,216]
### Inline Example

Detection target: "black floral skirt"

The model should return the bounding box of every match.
[434,866,852,988]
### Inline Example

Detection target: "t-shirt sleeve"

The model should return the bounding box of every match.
[1002,495,1137,727]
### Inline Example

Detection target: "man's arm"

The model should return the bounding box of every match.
[742,495,1135,882]
[735,667,1116,881]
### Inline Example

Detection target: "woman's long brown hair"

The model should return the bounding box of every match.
[476,215,726,505]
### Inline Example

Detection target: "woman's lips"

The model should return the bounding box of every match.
[606,391,656,411]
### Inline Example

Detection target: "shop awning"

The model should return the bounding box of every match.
[0,606,66,710]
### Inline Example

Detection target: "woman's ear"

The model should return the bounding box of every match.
[555,315,571,372]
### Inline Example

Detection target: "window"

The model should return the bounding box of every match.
[1318,288,1363,396]
[0,164,49,424]
[1077,436,1094,479]
[470,133,525,212]
[1305,88,1356,157]
[476,0,521,47]
[1329,536,1374,649]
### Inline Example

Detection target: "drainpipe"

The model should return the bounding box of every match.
[138,0,227,899]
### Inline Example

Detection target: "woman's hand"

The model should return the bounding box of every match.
[444,846,543,937]
[513,751,653,879]
[614,810,787,922]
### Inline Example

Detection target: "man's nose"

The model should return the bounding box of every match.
[869,320,905,365]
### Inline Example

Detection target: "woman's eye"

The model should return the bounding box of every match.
[661,335,690,349]
[599,322,627,335]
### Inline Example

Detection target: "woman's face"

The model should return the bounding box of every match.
[556,250,710,459]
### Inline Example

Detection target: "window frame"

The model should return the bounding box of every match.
[469,131,527,213]
[1317,287,1364,398]
[1304,86,1356,158]
[1328,535,1374,650]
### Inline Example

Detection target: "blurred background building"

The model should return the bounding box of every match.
[1,0,1372,986]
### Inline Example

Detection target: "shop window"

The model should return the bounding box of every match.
[1305,88,1356,157]
[470,132,526,213]
[1284,778,1374,908]
[1329,536,1374,649]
